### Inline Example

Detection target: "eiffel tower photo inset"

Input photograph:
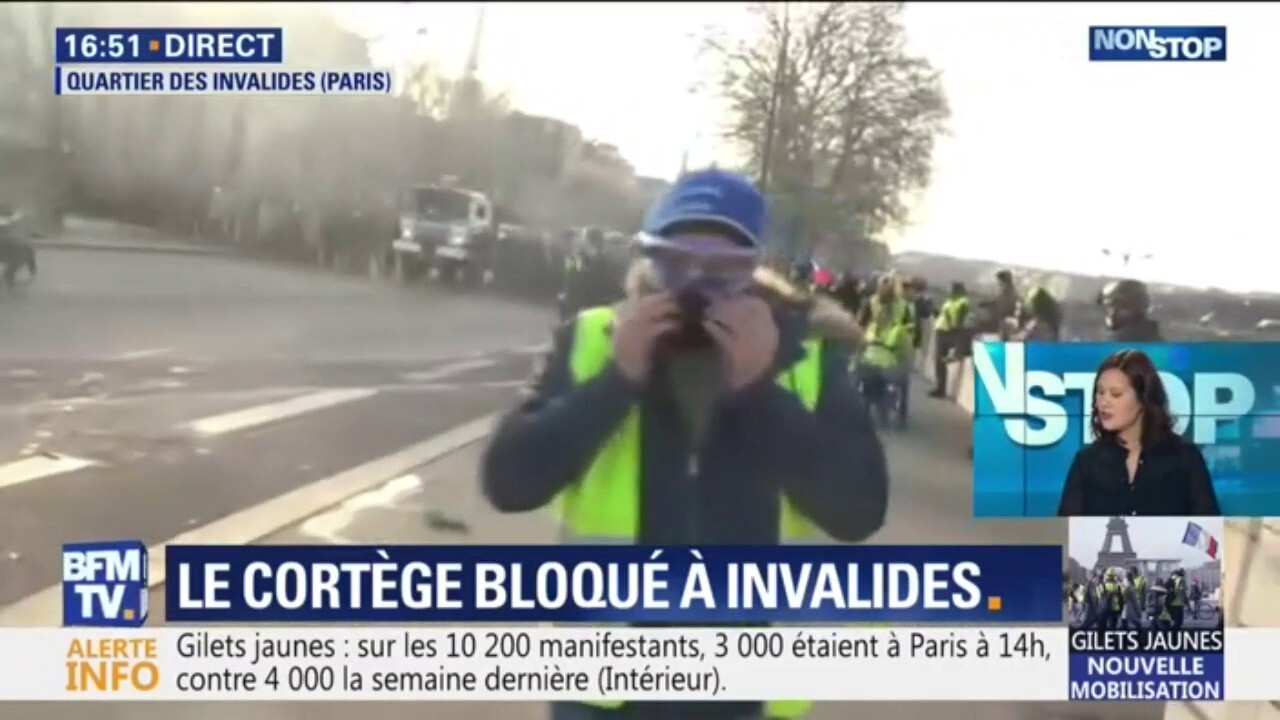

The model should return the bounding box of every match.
[1095,516,1138,570]
[1067,515,1226,628]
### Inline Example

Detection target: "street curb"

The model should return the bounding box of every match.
[31,239,228,256]
[0,413,498,627]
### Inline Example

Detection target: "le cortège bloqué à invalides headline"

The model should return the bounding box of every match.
[4,543,1276,702]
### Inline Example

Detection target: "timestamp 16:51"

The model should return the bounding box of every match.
[61,32,142,61]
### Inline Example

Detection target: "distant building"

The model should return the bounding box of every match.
[0,3,64,226]
[634,176,671,205]
[504,112,584,181]
[572,141,635,195]
[1185,559,1220,591]
[58,2,374,231]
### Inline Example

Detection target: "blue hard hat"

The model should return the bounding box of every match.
[642,168,766,249]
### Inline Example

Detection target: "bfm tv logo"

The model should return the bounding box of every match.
[62,540,148,627]
[1090,26,1226,62]
[973,343,1255,447]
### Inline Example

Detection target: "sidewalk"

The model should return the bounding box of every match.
[29,217,225,255]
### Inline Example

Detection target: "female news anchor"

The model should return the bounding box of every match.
[1057,349,1221,517]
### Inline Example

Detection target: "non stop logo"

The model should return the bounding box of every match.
[973,343,1256,448]
[1089,26,1227,62]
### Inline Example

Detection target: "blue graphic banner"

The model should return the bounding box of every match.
[164,544,1064,623]
[972,342,1280,516]
[62,540,149,628]
[1089,26,1227,62]
[1068,654,1224,701]
[55,28,283,64]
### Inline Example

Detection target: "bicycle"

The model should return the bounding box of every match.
[853,341,910,430]
[1190,600,1218,622]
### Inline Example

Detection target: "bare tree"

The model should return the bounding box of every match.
[399,59,514,192]
[402,61,452,118]
[705,2,949,247]
[401,60,510,122]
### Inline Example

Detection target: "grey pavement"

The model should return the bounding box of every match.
[26,217,226,256]
[0,245,549,606]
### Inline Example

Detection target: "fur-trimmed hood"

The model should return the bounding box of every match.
[622,260,863,345]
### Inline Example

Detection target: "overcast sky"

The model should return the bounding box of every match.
[338,2,1279,291]
[1068,516,1226,568]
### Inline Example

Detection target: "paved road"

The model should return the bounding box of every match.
[0,246,549,607]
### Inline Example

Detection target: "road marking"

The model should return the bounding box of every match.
[0,454,98,490]
[5,387,311,417]
[0,413,497,627]
[112,348,171,361]
[181,388,378,436]
[299,473,424,544]
[402,357,496,383]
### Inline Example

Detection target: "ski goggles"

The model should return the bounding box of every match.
[637,231,760,294]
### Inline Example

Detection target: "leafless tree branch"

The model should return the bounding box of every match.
[704,1,950,251]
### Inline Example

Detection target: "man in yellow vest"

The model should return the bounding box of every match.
[1123,567,1148,630]
[482,168,889,720]
[1078,571,1102,628]
[928,281,970,399]
[559,228,619,322]
[1097,568,1124,630]
[1166,569,1188,629]
[855,275,914,427]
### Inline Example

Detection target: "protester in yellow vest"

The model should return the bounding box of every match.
[559,229,619,322]
[1097,569,1124,630]
[854,275,914,426]
[929,282,970,399]
[1166,569,1188,630]
[1123,567,1148,630]
[482,168,889,720]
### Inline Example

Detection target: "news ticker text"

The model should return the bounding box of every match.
[3,627,1275,702]
[18,627,1056,701]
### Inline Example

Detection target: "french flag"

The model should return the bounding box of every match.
[1182,522,1220,559]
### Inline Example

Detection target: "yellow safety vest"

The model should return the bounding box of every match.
[935,296,969,332]
[864,297,911,367]
[554,305,822,719]
[1170,577,1185,608]
[1100,581,1121,611]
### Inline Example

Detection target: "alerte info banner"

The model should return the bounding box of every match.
[0,627,1274,701]
[40,542,1280,702]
